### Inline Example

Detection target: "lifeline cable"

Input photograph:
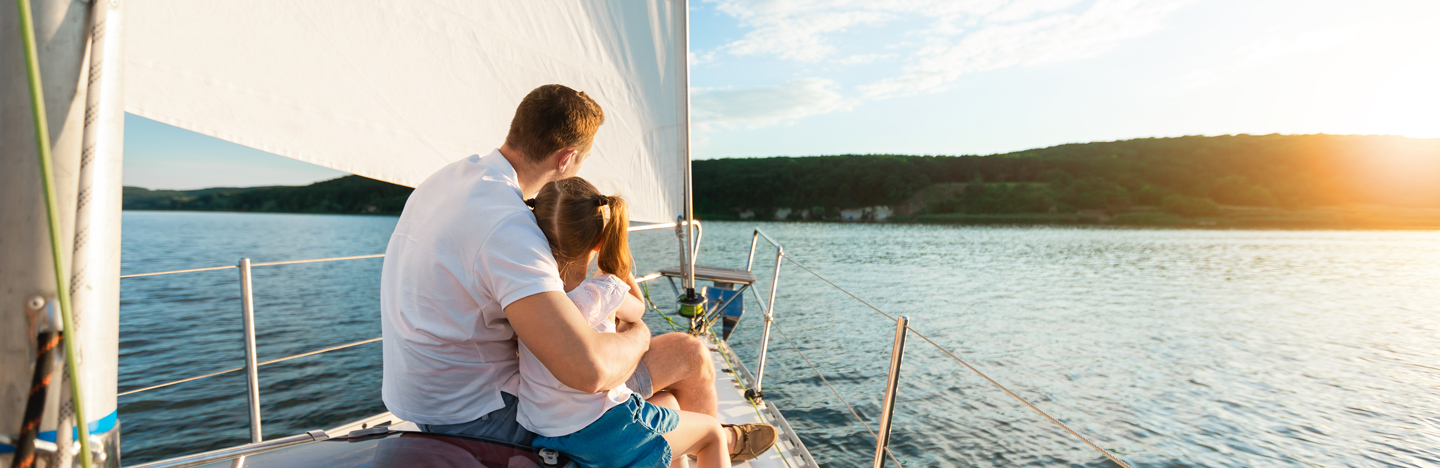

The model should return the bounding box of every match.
[770,319,905,468]
[15,0,94,465]
[782,255,1135,468]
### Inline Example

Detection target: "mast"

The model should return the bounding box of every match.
[678,0,699,305]
[63,0,127,465]
[1,0,124,466]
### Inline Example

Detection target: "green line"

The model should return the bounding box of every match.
[15,0,93,466]
[710,335,796,468]
[639,281,682,332]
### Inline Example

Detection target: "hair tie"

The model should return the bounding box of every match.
[595,197,609,207]
[524,198,537,209]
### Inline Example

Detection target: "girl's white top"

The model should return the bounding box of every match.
[516,273,635,437]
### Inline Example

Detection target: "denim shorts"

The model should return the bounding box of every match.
[418,364,654,448]
[418,392,537,447]
[624,360,655,399]
[531,394,680,468]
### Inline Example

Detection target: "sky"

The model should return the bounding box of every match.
[123,0,1440,190]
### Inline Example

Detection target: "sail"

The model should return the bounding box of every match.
[124,0,688,223]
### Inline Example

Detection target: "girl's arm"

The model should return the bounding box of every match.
[621,271,644,302]
[613,293,645,326]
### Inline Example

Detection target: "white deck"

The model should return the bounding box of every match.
[327,335,817,467]
[706,337,818,468]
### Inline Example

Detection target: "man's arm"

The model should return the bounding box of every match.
[507,291,650,393]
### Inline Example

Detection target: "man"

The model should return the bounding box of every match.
[379,84,775,460]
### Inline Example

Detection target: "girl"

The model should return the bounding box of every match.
[518,177,730,468]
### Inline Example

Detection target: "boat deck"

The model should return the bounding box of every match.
[328,335,815,467]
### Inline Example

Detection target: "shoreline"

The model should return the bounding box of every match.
[122,209,1440,231]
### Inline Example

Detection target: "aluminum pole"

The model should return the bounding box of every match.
[238,258,263,443]
[1,0,91,461]
[744,230,760,271]
[60,0,127,464]
[678,0,697,294]
[750,248,783,398]
[873,316,910,468]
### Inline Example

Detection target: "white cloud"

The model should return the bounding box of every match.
[692,78,856,130]
[698,0,1193,126]
[862,0,1192,98]
[1240,25,1366,64]
[708,0,896,62]
[834,53,891,65]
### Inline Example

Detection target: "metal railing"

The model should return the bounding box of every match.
[744,229,784,399]
[117,220,701,445]
[738,228,905,466]
[745,236,1136,468]
[118,254,387,443]
[119,221,1132,468]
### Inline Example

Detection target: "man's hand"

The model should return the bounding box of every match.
[507,291,650,393]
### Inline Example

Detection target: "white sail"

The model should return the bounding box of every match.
[124,0,688,223]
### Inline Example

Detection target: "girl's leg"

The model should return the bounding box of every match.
[649,391,679,410]
[662,411,730,468]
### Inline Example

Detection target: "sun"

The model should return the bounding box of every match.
[1363,62,1440,139]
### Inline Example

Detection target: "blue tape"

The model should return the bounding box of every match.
[0,410,117,453]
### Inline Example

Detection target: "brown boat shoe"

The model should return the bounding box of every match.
[724,423,778,462]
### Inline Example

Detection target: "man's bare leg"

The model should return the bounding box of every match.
[643,332,782,459]
[641,333,718,417]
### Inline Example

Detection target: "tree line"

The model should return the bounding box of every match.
[694,134,1440,219]
[123,175,413,215]
[124,134,1440,220]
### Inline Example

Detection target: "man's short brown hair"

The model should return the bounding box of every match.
[506,84,605,163]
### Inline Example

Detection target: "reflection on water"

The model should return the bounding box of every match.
[120,212,1440,467]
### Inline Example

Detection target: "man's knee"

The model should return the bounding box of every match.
[657,332,714,381]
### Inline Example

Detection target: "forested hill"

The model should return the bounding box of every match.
[695,134,1440,222]
[125,134,1440,226]
[124,175,413,214]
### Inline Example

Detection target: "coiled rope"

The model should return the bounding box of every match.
[15,0,94,465]
[781,255,1135,468]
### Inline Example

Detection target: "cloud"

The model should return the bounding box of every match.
[708,1,896,62]
[698,0,1192,126]
[1240,25,1366,64]
[862,0,1192,98]
[692,78,856,130]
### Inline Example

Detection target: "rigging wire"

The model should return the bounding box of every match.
[780,255,1135,468]
[118,337,383,397]
[771,320,905,468]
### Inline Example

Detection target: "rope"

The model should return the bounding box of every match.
[120,254,385,279]
[16,0,93,464]
[638,281,681,332]
[14,329,60,468]
[118,338,382,397]
[772,321,905,468]
[709,335,796,468]
[121,265,236,278]
[781,256,1134,468]
[252,254,384,267]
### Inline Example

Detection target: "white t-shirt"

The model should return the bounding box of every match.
[516,274,635,437]
[380,149,565,425]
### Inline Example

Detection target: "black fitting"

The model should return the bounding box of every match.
[14,330,59,468]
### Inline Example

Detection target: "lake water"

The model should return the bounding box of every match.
[117,211,1440,467]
